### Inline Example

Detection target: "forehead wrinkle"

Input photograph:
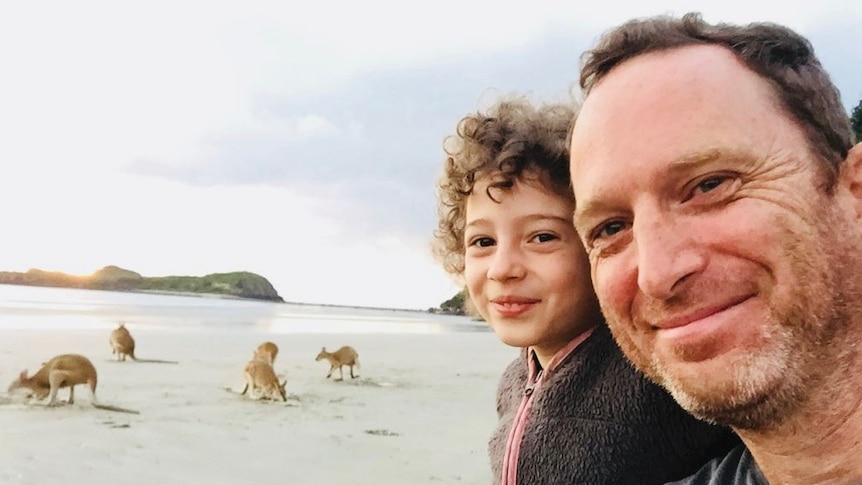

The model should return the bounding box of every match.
[665,147,763,177]
[572,147,765,236]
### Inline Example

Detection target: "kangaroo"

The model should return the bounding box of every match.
[315,346,360,381]
[253,341,279,365]
[7,354,139,414]
[109,323,178,364]
[110,323,136,361]
[241,359,286,401]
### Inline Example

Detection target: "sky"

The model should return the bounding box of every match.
[1,0,860,310]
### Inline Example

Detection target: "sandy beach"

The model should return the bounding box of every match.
[0,326,517,485]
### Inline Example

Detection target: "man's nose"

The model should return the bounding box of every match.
[634,212,705,300]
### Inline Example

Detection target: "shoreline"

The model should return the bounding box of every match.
[0,283,451,315]
[112,289,442,314]
[134,289,254,301]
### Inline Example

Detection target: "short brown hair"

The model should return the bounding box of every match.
[580,12,854,187]
[433,95,577,276]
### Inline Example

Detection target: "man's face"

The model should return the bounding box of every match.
[569,45,862,429]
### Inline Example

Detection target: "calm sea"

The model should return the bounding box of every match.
[0,284,488,334]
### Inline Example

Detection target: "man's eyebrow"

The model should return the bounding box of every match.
[664,147,757,175]
[572,197,611,230]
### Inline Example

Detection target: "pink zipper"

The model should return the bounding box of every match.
[499,327,597,485]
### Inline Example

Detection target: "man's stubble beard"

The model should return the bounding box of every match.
[605,202,862,431]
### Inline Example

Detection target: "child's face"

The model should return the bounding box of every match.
[463,175,600,358]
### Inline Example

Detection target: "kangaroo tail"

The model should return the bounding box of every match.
[92,402,140,415]
[134,358,179,364]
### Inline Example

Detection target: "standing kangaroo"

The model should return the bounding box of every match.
[109,323,177,364]
[110,323,137,361]
[8,354,139,414]
[315,346,360,381]
[253,341,279,365]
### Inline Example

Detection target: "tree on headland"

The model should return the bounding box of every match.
[439,290,467,315]
[0,266,284,302]
[431,288,482,320]
[851,98,862,142]
[430,289,467,315]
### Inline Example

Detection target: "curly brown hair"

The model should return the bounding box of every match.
[579,12,854,189]
[433,95,577,276]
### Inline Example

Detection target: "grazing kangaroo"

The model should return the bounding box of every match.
[108,323,178,364]
[253,341,279,365]
[7,354,139,414]
[315,346,360,381]
[241,359,286,401]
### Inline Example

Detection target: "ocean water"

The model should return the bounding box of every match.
[0,284,488,334]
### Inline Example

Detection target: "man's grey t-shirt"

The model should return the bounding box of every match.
[666,445,767,485]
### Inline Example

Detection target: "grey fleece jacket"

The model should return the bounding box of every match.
[489,324,740,485]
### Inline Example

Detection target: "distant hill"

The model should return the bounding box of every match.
[0,265,284,303]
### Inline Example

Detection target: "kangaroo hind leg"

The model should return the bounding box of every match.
[47,370,72,406]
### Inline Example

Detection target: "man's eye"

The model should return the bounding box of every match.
[696,176,727,193]
[683,174,739,203]
[595,220,627,240]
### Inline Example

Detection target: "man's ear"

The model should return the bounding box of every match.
[840,143,862,220]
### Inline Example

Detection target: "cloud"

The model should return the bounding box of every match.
[122,30,592,251]
[805,21,862,110]
[296,115,339,138]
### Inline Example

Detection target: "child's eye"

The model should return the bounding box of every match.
[532,233,558,243]
[469,237,495,248]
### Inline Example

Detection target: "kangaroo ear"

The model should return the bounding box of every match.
[19,370,28,379]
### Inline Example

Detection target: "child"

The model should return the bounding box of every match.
[433,96,739,484]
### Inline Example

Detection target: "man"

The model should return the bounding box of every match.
[567,12,862,485]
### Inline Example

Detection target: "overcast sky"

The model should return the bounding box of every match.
[1,0,860,310]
